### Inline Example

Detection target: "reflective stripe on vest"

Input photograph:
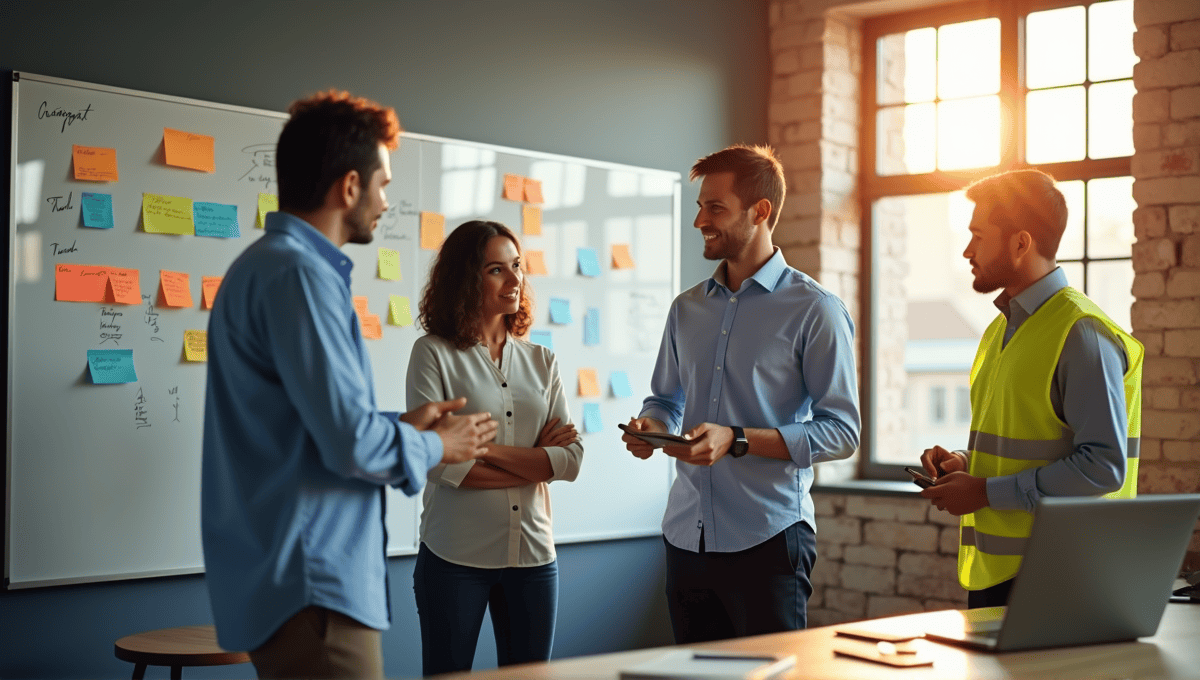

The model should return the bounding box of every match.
[968,431,1142,461]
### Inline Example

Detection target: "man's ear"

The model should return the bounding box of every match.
[334,170,361,209]
[1012,230,1034,261]
[752,198,773,228]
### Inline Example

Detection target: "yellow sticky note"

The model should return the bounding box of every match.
[612,244,636,269]
[388,295,414,327]
[257,193,278,229]
[106,267,142,305]
[201,276,222,309]
[420,212,445,250]
[578,368,600,397]
[523,250,548,276]
[378,247,401,281]
[523,178,544,204]
[183,329,208,362]
[142,193,194,235]
[160,270,194,308]
[353,296,370,319]
[361,314,383,339]
[522,205,542,236]
[163,127,216,173]
[503,174,524,201]
[72,145,119,182]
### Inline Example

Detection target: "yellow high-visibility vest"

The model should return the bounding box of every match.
[959,287,1142,590]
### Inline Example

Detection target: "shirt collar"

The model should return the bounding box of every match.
[993,266,1067,318]
[705,247,788,296]
[265,211,354,288]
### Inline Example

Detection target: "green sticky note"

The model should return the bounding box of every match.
[142,193,194,235]
[388,295,413,326]
[378,248,401,281]
[257,193,278,229]
[87,348,137,384]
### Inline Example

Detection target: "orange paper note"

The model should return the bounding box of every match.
[420,212,445,250]
[503,174,524,201]
[612,244,636,269]
[361,314,383,339]
[578,368,600,397]
[55,263,110,302]
[106,267,142,304]
[163,127,216,173]
[72,145,119,182]
[353,296,370,319]
[159,270,194,308]
[201,276,223,309]
[523,250,548,276]
[522,205,542,235]
[523,178,544,204]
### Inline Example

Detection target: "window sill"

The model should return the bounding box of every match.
[812,479,923,497]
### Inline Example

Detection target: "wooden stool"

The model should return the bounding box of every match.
[114,625,249,680]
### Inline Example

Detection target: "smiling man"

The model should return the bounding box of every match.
[622,144,860,642]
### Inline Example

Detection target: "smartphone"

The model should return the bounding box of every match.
[904,466,935,489]
[617,422,690,448]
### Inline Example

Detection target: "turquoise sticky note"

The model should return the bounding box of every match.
[577,248,601,277]
[194,202,240,238]
[87,348,137,384]
[530,329,554,350]
[549,297,572,324]
[610,371,633,398]
[81,192,114,228]
[583,403,602,433]
[584,307,600,346]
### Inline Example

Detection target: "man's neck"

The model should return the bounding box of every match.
[286,208,346,247]
[1001,261,1056,300]
[724,239,775,292]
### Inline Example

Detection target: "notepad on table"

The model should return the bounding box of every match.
[620,649,795,680]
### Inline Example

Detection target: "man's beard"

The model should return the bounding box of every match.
[970,258,1019,294]
[703,215,756,261]
[346,199,377,245]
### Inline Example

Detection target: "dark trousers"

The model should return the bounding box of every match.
[413,543,558,677]
[968,578,1015,609]
[248,606,383,680]
[664,520,817,644]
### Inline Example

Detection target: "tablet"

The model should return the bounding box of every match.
[617,423,691,448]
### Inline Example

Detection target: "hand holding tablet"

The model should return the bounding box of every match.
[618,422,690,448]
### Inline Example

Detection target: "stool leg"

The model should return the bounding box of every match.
[131,662,146,680]
[170,666,182,680]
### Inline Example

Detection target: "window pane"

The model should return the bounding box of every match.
[931,386,947,424]
[938,96,999,170]
[877,103,936,175]
[1026,6,1086,89]
[1087,260,1134,332]
[1060,261,1085,289]
[938,18,1000,99]
[877,28,936,105]
[956,386,971,423]
[1090,0,1136,82]
[1026,86,1086,163]
[1087,176,1135,258]
[1089,80,1135,159]
[1058,180,1085,261]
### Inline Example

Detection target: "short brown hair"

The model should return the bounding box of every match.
[690,144,786,229]
[276,90,401,212]
[965,169,1068,258]
[418,220,534,350]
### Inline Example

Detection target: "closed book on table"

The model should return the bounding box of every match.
[620,649,795,680]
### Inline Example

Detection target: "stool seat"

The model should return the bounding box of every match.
[114,625,249,679]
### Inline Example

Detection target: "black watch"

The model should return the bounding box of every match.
[729,426,749,458]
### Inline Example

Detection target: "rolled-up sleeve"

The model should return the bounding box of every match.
[543,352,583,482]
[640,304,686,433]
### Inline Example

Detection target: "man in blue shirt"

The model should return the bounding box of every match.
[202,91,496,679]
[622,144,860,642]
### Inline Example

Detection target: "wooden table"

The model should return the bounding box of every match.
[113,625,249,680]
[436,603,1200,680]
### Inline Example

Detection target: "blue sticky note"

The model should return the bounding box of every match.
[577,248,601,277]
[87,349,137,384]
[583,403,602,434]
[584,307,601,346]
[549,297,572,324]
[194,202,240,238]
[610,371,633,398]
[81,192,114,228]
[530,329,554,350]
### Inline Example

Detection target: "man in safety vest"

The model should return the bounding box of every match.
[919,169,1143,609]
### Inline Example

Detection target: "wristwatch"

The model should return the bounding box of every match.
[729,426,749,458]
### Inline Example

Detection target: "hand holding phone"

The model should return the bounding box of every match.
[904,466,935,489]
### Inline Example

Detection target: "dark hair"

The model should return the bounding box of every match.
[690,144,786,229]
[418,220,534,350]
[965,169,1068,258]
[276,90,401,212]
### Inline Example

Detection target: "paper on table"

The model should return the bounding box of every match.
[183,329,208,362]
[163,127,216,173]
[72,145,119,182]
[87,348,137,384]
[159,270,194,307]
[201,276,222,309]
[81,192,114,228]
[420,212,445,249]
[142,194,194,235]
[378,247,401,280]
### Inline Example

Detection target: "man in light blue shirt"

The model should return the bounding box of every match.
[202,91,496,679]
[623,144,860,643]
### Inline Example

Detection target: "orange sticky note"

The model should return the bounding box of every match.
[612,244,636,269]
[72,145,119,182]
[55,263,109,302]
[353,296,370,319]
[522,205,542,236]
[361,314,383,339]
[420,212,445,250]
[523,250,548,276]
[503,174,524,201]
[159,270,194,308]
[163,127,216,173]
[106,267,142,305]
[578,368,600,397]
[201,276,223,309]
[523,178,544,204]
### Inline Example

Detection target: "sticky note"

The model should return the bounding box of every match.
[81,192,114,228]
[106,267,142,305]
[549,297,572,324]
[503,174,524,201]
[522,205,542,235]
[55,263,109,302]
[159,270,194,308]
[612,244,636,269]
[388,295,413,326]
[361,314,383,339]
[257,193,278,229]
[163,127,216,173]
[578,368,601,397]
[72,145,119,182]
[87,348,136,384]
[142,193,194,235]
[201,276,222,309]
[194,202,240,238]
[529,329,553,350]
[183,329,208,362]
[378,247,401,280]
[577,248,601,277]
[610,371,633,398]
[583,403,602,434]
[420,212,445,249]
[523,178,544,204]
[353,296,370,319]
[584,307,601,346]
[524,250,548,276]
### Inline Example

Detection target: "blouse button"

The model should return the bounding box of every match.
[512,505,519,511]
[502,382,508,388]
[507,411,513,417]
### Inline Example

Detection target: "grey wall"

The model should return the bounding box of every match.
[1,0,767,677]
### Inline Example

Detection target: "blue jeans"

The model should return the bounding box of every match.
[413,543,558,676]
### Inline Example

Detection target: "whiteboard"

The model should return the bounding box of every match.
[5,72,679,588]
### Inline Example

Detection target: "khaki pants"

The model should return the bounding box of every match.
[249,606,384,680]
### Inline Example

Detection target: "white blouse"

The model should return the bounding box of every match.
[406,333,583,568]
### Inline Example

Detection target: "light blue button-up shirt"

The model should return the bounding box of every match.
[641,249,860,553]
[202,211,443,653]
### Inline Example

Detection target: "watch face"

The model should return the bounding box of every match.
[731,440,749,457]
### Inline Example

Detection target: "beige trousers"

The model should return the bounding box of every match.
[249,606,384,680]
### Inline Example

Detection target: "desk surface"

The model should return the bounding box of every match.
[437,603,1200,680]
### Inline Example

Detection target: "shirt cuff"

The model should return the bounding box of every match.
[985,471,1036,514]
[776,422,813,467]
[638,407,680,434]
[436,460,475,488]
[393,428,444,496]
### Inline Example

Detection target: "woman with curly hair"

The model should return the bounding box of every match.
[406,219,583,676]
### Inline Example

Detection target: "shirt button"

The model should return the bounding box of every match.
[512,505,519,511]
[713,398,717,402]
[507,411,513,417]
[716,366,721,371]
[502,383,508,388]
[697,521,703,529]
[730,297,737,302]
[722,330,727,335]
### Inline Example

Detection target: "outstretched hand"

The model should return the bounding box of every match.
[401,397,469,431]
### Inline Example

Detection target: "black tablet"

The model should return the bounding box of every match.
[617,423,691,448]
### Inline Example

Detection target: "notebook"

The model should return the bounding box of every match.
[620,649,795,680]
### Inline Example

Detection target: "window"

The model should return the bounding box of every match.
[862,0,1134,475]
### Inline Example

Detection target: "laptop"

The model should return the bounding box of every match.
[925,494,1200,652]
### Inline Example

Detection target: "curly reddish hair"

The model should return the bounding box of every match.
[419,220,534,350]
